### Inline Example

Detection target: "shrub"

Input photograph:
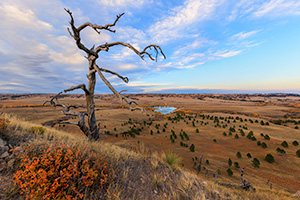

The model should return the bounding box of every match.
[261,142,267,148]
[276,147,286,155]
[13,142,114,199]
[226,168,233,177]
[252,158,260,168]
[189,144,195,152]
[265,154,275,163]
[228,132,232,136]
[165,151,181,167]
[196,129,199,133]
[29,126,46,135]
[281,141,288,148]
[213,139,217,143]
[236,151,242,159]
[295,126,299,129]
[257,141,261,146]
[206,160,210,165]
[223,132,227,136]
[234,162,240,168]
[247,153,252,158]
[264,134,270,140]
[296,149,300,157]
[292,141,299,146]
[228,158,232,167]
[240,129,245,136]
[234,134,239,139]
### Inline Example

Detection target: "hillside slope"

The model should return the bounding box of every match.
[0,113,296,199]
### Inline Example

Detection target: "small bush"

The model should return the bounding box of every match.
[228,158,232,167]
[226,168,233,177]
[276,147,286,155]
[213,139,217,143]
[196,129,199,133]
[281,141,288,148]
[246,153,252,158]
[264,134,270,140]
[234,134,239,139]
[257,141,261,146]
[165,151,181,167]
[13,142,114,199]
[223,132,227,136]
[29,126,46,135]
[206,160,210,165]
[292,141,299,146]
[234,162,240,168]
[261,142,267,148]
[265,154,275,163]
[189,144,195,152]
[236,151,242,159]
[296,149,300,157]
[252,158,260,168]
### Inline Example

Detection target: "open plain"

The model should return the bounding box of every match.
[1,93,300,193]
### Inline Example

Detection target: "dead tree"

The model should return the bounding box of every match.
[44,9,165,140]
[240,167,255,191]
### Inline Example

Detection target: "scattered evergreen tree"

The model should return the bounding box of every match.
[252,158,260,168]
[228,158,232,167]
[265,154,275,163]
[261,142,267,148]
[213,139,217,143]
[189,144,195,152]
[264,134,270,140]
[281,141,288,148]
[257,141,261,146]
[236,151,242,158]
[227,168,233,177]
[247,153,252,158]
[223,132,227,136]
[206,160,210,165]
[292,140,299,146]
[295,126,299,129]
[234,162,240,168]
[196,128,199,133]
[296,149,300,157]
[276,147,286,155]
[235,134,239,139]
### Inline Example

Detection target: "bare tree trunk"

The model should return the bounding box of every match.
[43,9,165,140]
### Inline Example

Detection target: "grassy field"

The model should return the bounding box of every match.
[1,93,300,198]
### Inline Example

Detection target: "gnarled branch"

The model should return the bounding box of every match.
[94,64,148,114]
[64,84,90,95]
[95,42,166,61]
[99,67,129,83]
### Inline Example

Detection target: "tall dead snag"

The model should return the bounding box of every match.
[44,9,165,140]
[240,167,255,191]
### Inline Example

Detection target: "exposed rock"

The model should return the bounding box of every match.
[0,138,6,148]
[0,151,9,159]
[293,190,300,197]
[7,159,15,169]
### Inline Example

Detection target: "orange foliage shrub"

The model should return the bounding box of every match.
[13,142,115,200]
[0,118,9,132]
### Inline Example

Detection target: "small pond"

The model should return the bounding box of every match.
[152,106,177,115]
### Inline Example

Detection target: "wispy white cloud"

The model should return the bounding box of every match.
[253,0,300,17]
[148,0,224,43]
[98,0,148,8]
[231,30,261,40]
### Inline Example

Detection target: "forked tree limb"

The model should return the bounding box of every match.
[94,64,148,114]
[99,67,129,83]
[64,84,90,95]
[95,42,166,61]
[240,167,256,191]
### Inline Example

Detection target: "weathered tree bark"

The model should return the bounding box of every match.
[44,9,165,140]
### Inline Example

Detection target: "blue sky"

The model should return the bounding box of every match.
[0,0,300,94]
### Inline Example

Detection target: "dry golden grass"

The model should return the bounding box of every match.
[1,112,297,199]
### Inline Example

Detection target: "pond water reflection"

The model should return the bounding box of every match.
[153,106,177,115]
